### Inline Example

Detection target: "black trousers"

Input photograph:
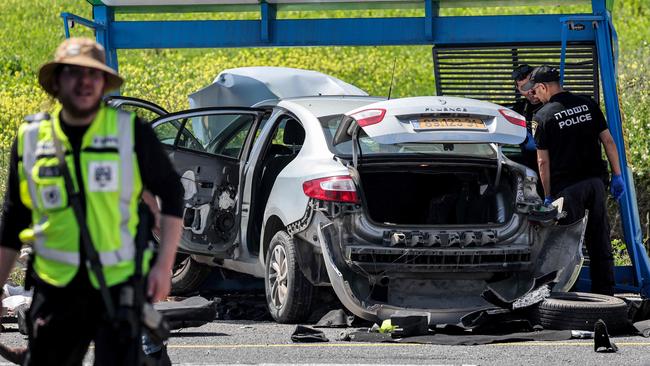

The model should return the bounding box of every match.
[24,273,144,366]
[558,177,615,295]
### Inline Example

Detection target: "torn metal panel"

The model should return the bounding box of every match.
[312,199,588,326]
[531,214,588,291]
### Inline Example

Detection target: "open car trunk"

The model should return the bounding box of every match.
[358,162,516,226]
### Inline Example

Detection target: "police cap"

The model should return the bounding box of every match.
[511,64,534,81]
[520,65,560,91]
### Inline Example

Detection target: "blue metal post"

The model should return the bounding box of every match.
[261,2,277,43]
[592,0,650,296]
[93,5,118,73]
[60,12,105,39]
[424,0,439,41]
[559,21,568,85]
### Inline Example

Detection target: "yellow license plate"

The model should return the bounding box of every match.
[411,117,486,130]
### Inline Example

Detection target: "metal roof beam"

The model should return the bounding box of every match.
[109,14,595,49]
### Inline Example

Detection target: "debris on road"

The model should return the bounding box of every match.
[155,296,218,330]
[291,325,329,343]
[594,320,618,353]
[314,309,354,328]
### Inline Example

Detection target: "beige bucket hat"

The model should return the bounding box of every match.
[38,37,123,96]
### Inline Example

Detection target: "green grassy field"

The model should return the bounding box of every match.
[0,0,648,255]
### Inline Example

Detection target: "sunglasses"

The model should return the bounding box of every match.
[60,65,105,80]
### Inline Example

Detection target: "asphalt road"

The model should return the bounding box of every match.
[2,320,650,365]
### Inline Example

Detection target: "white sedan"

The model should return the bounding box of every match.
[110,67,586,324]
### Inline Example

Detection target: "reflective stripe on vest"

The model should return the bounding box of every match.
[20,123,41,213]
[108,109,136,266]
[21,109,137,267]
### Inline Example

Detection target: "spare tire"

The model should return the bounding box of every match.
[532,292,629,334]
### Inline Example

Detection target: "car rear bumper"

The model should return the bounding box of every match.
[314,212,587,325]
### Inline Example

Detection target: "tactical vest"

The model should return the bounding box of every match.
[17,105,151,288]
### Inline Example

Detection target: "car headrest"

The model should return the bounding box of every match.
[283,119,305,145]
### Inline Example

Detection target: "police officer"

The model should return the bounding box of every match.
[521,65,625,295]
[0,38,184,364]
[510,64,543,172]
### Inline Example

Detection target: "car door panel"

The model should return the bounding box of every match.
[104,96,169,121]
[151,108,265,257]
[174,150,240,256]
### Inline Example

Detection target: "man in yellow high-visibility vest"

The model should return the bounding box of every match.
[0,37,184,365]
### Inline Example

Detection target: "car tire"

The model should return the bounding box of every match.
[532,292,630,334]
[265,231,314,323]
[170,255,212,296]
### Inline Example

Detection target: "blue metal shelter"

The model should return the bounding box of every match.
[62,0,649,296]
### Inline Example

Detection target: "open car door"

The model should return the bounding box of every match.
[105,95,169,122]
[151,108,266,257]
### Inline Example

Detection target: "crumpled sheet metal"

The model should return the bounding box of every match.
[531,214,588,292]
[314,309,354,328]
[480,271,557,312]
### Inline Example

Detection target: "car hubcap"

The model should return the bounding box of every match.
[268,245,289,309]
[172,255,190,277]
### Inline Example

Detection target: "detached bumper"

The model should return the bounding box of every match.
[316,215,587,325]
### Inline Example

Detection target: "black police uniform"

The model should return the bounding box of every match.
[533,90,614,295]
[511,99,542,172]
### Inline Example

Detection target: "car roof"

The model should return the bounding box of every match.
[274,95,386,118]
[188,67,369,109]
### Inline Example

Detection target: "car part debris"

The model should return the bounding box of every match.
[532,292,629,334]
[314,309,354,328]
[531,215,588,291]
[291,325,329,343]
[340,328,573,345]
[571,330,594,339]
[512,285,551,309]
[390,315,429,337]
[594,319,618,353]
[633,320,650,337]
[378,319,397,334]
[482,271,557,310]
[154,296,217,330]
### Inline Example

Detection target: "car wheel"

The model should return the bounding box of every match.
[265,231,314,323]
[531,292,630,334]
[170,255,212,296]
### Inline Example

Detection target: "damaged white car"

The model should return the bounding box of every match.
[110,67,587,324]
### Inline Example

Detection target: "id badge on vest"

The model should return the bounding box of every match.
[33,159,68,211]
[88,161,119,192]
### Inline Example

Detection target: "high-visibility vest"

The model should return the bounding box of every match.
[17,104,151,288]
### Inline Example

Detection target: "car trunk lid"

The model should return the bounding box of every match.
[333,96,526,166]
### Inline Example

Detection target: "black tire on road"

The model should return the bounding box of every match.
[170,255,212,296]
[532,292,630,334]
[265,231,314,323]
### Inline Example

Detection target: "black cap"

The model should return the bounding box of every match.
[520,65,560,91]
[511,64,534,81]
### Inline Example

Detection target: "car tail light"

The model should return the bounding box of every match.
[498,109,527,128]
[350,108,386,127]
[302,176,359,203]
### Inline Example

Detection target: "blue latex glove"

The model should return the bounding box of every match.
[610,174,625,200]
[523,131,537,152]
[543,196,553,206]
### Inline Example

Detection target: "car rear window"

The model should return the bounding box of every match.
[319,114,496,158]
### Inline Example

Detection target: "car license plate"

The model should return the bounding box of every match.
[410,117,486,130]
